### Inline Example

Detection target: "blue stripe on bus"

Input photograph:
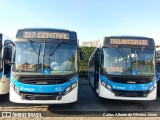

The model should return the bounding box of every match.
[100,75,158,91]
[11,75,78,93]
[6,73,10,78]
[0,72,2,77]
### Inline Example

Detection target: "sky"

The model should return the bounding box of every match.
[0,0,160,45]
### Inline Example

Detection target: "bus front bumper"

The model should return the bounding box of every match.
[98,84,157,100]
[9,84,78,104]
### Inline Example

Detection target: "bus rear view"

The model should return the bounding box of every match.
[10,28,79,104]
[89,36,157,100]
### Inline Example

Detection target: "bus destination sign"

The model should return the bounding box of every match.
[22,31,69,39]
[110,39,148,46]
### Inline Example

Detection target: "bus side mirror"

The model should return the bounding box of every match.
[3,41,15,64]
[79,49,84,60]
[2,47,12,65]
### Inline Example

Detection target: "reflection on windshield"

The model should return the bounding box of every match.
[12,42,77,75]
[12,43,43,73]
[102,48,155,76]
[44,43,77,75]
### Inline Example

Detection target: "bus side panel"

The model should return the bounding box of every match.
[0,44,12,95]
[89,53,95,88]
[89,73,95,88]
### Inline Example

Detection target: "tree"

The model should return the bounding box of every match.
[79,46,96,77]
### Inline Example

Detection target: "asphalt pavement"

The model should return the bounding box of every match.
[1,77,160,117]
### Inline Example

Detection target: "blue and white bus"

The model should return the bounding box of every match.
[0,33,12,96]
[156,48,160,96]
[89,36,157,100]
[10,28,81,104]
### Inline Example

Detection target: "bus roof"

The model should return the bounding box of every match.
[105,36,153,40]
[18,28,75,33]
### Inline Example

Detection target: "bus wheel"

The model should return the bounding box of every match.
[157,80,160,96]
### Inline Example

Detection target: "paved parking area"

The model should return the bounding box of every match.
[1,78,160,117]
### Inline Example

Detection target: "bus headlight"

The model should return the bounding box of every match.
[101,81,106,87]
[14,86,20,95]
[71,82,77,89]
[65,82,77,94]
[101,81,112,91]
[149,85,155,92]
[106,84,112,90]
[65,86,71,94]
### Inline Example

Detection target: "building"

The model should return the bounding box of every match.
[81,40,100,47]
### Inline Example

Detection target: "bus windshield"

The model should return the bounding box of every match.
[102,47,155,76]
[12,42,77,75]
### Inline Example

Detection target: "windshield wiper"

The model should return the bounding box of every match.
[49,40,75,56]
[27,39,41,71]
[138,46,145,56]
[47,41,63,68]
[38,44,41,66]
[114,45,129,70]
[49,40,63,56]
[47,41,76,66]
[28,39,40,56]
[48,45,51,65]
[114,45,127,59]
[132,46,145,73]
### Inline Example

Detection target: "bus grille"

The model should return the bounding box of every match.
[21,92,62,100]
[107,76,154,84]
[113,90,150,97]
[18,77,67,85]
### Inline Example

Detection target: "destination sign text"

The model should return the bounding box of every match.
[110,39,148,45]
[23,31,69,39]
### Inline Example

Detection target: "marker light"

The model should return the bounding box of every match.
[65,82,77,94]
[101,81,112,91]
[14,86,20,95]
[72,82,77,89]
[65,86,71,94]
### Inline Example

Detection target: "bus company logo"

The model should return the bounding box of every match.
[142,86,148,90]
[130,85,136,89]
[24,88,34,92]
[127,81,136,84]
[55,87,63,92]
[116,86,125,90]
[39,87,44,91]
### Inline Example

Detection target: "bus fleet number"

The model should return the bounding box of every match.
[17,64,35,71]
